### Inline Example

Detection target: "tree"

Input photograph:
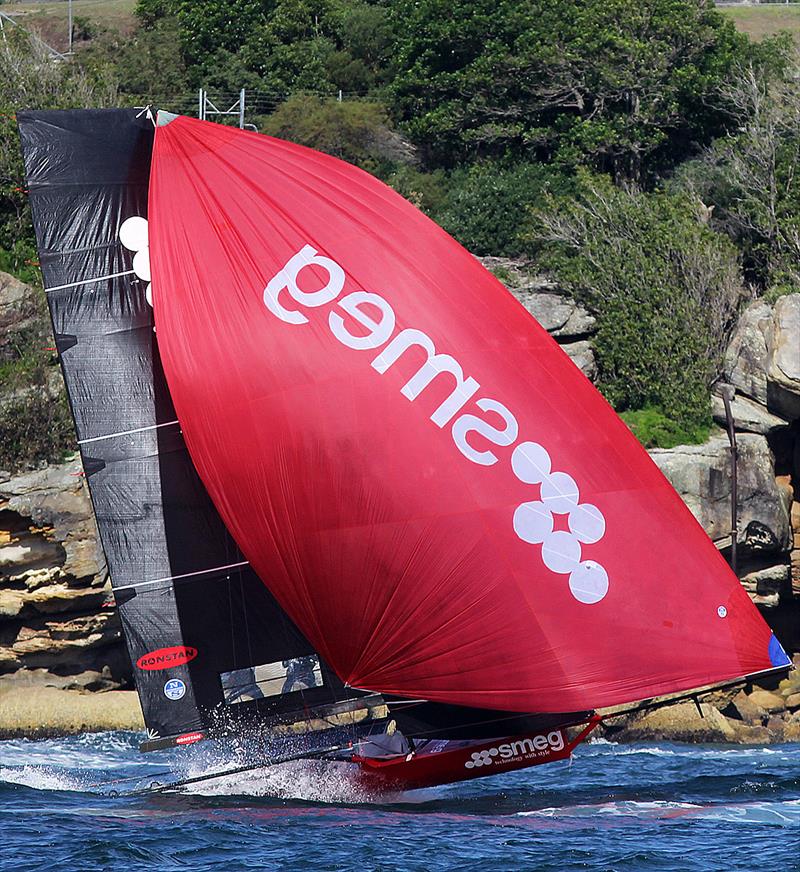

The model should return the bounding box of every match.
[677,48,800,294]
[530,172,747,433]
[389,0,751,179]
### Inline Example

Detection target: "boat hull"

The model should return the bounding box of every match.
[354,720,599,791]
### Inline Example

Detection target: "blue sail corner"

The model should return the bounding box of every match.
[769,633,791,668]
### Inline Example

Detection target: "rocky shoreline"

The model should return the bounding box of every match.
[0,266,798,741]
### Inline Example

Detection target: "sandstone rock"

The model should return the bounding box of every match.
[747,689,786,713]
[610,702,737,743]
[560,340,598,381]
[784,721,800,741]
[0,460,104,602]
[766,294,800,421]
[739,563,789,608]
[514,291,596,340]
[728,722,775,744]
[785,692,800,710]
[649,433,792,552]
[1,665,122,692]
[728,690,767,724]
[723,300,772,405]
[0,686,143,738]
[778,670,800,697]
[475,256,551,291]
[711,391,789,435]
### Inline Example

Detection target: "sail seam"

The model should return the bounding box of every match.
[45,268,136,292]
[115,560,251,592]
[78,420,180,444]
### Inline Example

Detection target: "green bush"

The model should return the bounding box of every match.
[0,392,75,472]
[435,162,572,256]
[261,95,412,172]
[383,165,448,216]
[530,172,746,438]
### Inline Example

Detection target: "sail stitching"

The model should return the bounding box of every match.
[114,560,250,592]
[78,419,180,445]
[45,268,136,293]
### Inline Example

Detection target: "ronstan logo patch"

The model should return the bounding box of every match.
[136,645,198,671]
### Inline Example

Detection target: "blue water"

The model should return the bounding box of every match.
[1,733,799,871]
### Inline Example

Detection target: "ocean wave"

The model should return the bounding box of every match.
[0,764,88,793]
[517,798,800,826]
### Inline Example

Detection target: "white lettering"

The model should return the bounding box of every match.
[372,328,479,426]
[548,730,565,752]
[452,398,518,466]
[329,291,396,350]
[509,738,536,756]
[264,244,344,324]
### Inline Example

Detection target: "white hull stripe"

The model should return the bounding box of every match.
[45,269,135,293]
[78,420,180,445]
[115,561,251,592]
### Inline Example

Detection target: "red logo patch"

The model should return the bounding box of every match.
[176,731,204,746]
[136,645,198,671]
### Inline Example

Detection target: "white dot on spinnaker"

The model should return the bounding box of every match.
[541,531,581,574]
[133,247,151,282]
[511,441,552,484]
[568,503,605,544]
[540,471,580,513]
[119,216,148,252]
[569,562,609,604]
[513,501,553,545]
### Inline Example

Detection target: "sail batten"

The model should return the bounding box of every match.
[148,115,789,714]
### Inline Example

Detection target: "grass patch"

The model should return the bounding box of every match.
[720,4,800,41]
[2,0,137,53]
[620,406,712,450]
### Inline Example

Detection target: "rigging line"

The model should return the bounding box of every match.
[114,560,251,592]
[45,269,135,293]
[77,419,180,445]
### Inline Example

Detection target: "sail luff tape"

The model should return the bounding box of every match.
[77,419,180,445]
[114,560,251,593]
[45,269,136,293]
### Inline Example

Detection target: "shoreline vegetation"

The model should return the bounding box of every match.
[1,1,799,744]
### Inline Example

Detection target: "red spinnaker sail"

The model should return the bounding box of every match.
[148,115,787,714]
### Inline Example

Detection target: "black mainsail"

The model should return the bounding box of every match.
[17,109,368,748]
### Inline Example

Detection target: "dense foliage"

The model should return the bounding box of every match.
[0,0,798,454]
[531,173,746,433]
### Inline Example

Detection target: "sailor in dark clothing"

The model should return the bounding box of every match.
[281,655,318,693]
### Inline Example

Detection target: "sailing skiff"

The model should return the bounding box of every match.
[17,109,791,793]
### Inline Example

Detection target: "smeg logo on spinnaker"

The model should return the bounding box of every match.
[136,645,198,671]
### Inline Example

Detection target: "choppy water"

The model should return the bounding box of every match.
[1,732,799,871]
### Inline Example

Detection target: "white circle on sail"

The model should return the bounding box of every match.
[569,561,609,604]
[119,215,149,252]
[511,442,551,484]
[513,501,553,545]
[541,530,581,574]
[568,503,605,544]
[541,471,579,513]
[133,248,151,282]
